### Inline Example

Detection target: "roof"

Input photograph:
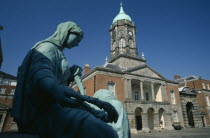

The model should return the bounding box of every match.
[178,86,197,95]
[103,62,122,71]
[112,3,132,24]
[0,71,17,80]
[175,76,199,83]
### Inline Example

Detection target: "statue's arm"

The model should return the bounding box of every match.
[30,44,118,122]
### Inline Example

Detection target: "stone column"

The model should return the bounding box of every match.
[128,113,137,133]
[164,113,174,130]
[128,79,132,99]
[161,84,168,102]
[142,113,150,132]
[124,78,129,99]
[151,82,155,101]
[140,80,144,100]
[154,113,161,130]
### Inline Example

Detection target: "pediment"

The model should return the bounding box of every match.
[125,65,165,79]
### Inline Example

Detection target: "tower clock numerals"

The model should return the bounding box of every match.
[119,30,125,36]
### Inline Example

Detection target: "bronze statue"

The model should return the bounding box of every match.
[11,21,118,138]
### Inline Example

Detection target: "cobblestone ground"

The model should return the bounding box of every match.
[132,127,210,138]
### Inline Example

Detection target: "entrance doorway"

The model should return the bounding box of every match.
[135,107,143,130]
[158,108,165,129]
[186,102,195,127]
[136,116,142,130]
[147,108,154,130]
[201,116,206,127]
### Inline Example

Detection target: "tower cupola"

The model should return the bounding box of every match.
[112,3,132,24]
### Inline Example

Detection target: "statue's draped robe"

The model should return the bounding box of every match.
[11,22,118,138]
[93,89,131,138]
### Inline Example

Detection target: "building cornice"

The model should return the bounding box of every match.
[110,54,146,63]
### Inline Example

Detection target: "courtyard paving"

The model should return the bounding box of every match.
[132,127,210,138]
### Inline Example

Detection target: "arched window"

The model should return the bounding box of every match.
[112,41,116,51]
[170,90,176,104]
[119,38,125,48]
[129,39,133,47]
[205,95,210,106]
[173,110,178,122]
[107,82,116,96]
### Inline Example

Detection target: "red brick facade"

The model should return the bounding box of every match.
[177,77,210,127]
[74,73,125,102]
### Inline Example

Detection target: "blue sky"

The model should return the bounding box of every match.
[0,0,210,80]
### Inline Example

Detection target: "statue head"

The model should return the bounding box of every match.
[46,21,83,49]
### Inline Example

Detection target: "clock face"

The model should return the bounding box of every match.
[129,31,133,36]
[119,30,125,36]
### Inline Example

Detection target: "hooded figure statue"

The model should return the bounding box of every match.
[11,21,119,138]
[93,89,131,138]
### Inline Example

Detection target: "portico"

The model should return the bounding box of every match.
[124,78,168,102]
[124,77,174,132]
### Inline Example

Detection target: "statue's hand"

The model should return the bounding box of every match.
[90,109,109,123]
[67,65,83,84]
[92,99,119,123]
[56,88,82,108]
[70,65,82,77]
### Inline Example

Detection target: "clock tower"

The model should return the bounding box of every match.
[110,3,138,60]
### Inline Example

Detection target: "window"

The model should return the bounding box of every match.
[119,38,125,48]
[145,92,149,101]
[10,89,15,95]
[129,39,133,47]
[206,95,210,106]
[107,82,116,96]
[112,41,116,51]
[202,83,206,89]
[207,84,210,90]
[132,90,139,100]
[170,90,176,104]
[0,80,8,85]
[0,88,6,94]
[173,111,178,122]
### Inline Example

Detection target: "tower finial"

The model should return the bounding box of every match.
[105,57,108,63]
[120,2,125,14]
[142,52,146,60]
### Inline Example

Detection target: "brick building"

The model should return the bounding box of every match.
[73,4,187,133]
[0,71,17,132]
[175,75,210,127]
[0,26,17,132]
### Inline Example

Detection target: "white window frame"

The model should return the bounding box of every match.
[202,83,206,89]
[205,95,210,106]
[119,38,125,48]
[10,89,15,95]
[170,90,176,104]
[0,88,6,94]
[133,90,139,100]
[173,111,178,122]
[107,82,116,96]
[207,84,210,90]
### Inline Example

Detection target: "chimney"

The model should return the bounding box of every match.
[174,75,181,80]
[84,64,91,75]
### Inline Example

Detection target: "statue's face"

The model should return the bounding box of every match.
[65,33,82,49]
